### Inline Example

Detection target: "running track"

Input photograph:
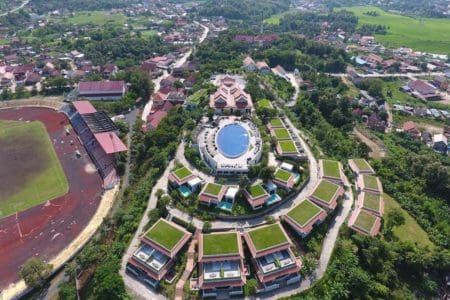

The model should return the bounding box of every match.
[0,107,103,289]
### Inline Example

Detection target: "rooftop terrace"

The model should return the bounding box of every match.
[145,219,186,252]
[363,175,379,190]
[273,128,291,140]
[311,180,340,204]
[269,118,284,128]
[353,210,378,234]
[246,184,268,199]
[203,182,223,196]
[287,199,324,227]
[173,166,193,180]
[247,223,288,252]
[322,160,340,178]
[278,140,298,153]
[274,169,293,183]
[363,192,381,211]
[202,232,240,257]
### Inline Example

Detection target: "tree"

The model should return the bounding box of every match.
[300,253,317,276]
[244,278,258,296]
[203,221,212,233]
[93,257,126,300]
[238,175,250,189]
[19,257,53,287]
[384,208,405,238]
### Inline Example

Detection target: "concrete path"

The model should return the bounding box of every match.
[174,229,200,300]
[0,0,29,17]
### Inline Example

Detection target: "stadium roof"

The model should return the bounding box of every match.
[73,100,97,115]
[94,132,127,154]
[82,111,117,133]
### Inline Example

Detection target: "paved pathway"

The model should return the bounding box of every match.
[0,0,29,17]
[174,229,200,300]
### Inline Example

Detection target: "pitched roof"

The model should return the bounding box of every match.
[72,100,97,114]
[94,132,127,154]
[79,80,125,94]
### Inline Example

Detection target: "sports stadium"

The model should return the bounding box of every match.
[0,100,126,289]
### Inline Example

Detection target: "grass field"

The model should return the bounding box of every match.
[173,167,192,180]
[274,128,291,140]
[287,199,322,226]
[146,219,185,251]
[0,120,68,218]
[61,11,127,26]
[354,210,378,233]
[248,223,288,251]
[340,6,450,54]
[257,99,273,109]
[203,232,239,256]
[383,194,434,248]
[278,140,298,153]
[269,118,284,128]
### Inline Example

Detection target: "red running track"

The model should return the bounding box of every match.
[0,107,104,289]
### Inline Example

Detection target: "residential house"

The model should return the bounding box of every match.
[242,223,301,293]
[432,134,448,154]
[243,56,256,72]
[282,199,327,237]
[308,179,344,211]
[402,121,421,140]
[367,114,386,133]
[407,80,441,101]
[256,61,271,74]
[198,232,246,298]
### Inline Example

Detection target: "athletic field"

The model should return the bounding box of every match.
[0,120,68,218]
[339,6,450,54]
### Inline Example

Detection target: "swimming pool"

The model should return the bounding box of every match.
[216,123,249,158]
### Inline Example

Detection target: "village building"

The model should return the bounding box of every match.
[78,80,126,101]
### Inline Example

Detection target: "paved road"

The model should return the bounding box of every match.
[327,71,444,79]
[0,0,29,17]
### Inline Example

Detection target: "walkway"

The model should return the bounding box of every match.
[174,229,200,300]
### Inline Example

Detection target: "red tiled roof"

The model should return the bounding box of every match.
[147,110,167,129]
[79,80,125,94]
[94,132,127,154]
[72,100,97,115]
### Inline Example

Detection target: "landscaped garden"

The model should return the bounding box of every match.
[287,200,323,226]
[145,219,186,251]
[202,232,239,256]
[247,223,288,251]
[353,210,378,233]
[311,180,340,204]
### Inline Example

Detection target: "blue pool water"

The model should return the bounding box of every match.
[178,186,192,198]
[217,124,249,158]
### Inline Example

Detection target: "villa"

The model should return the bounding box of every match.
[357,192,384,217]
[244,184,270,210]
[209,77,253,114]
[243,56,256,72]
[308,179,344,210]
[319,159,344,185]
[348,159,375,176]
[276,140,300,157]
[282,199,327,237]
[198,183,226,206]
[348,208,382,236]
[272,168,296,190]
[198,232,246,298]
[126,219,192,288]
[357,175,383,195]
[168,166,196,187]
[242,223,301,293]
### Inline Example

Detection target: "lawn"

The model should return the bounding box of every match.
[287,199,323,226]
[354,210,378,233]
[322,160,340,178]
[203,183,223,196]
[363,175,379,190]
[146,219,185,251]
[383,194,434,248]
[0,121,68,218]
[351,158,372,172]
[274,128,291,140]
[61,11,127,26]
[188,89,207,104]
[173,167,192,180]
[269,118,284,128]
[363,192,381,211]
[274,169,292,183]
[312,180,340,203]
[248,223,288,251]
[203,232,239,256]
[278,140,298,153]
[339,6,450,54]
[257,99,273,109]
[247,184,267,198]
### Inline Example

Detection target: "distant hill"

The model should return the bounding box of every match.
[198,0,291,22]
[30,0,140,14]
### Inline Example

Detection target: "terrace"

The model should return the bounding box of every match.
[198,182,226,205]
[358,175,383,195]
[144,219,187,254]
[348,158,375,175]
[359,192,384,217]
[309,179,343,210]
[269,118,284,128]
[277,140,299,156]
[202,232,240,257]
[133,244,170,273]
[247,223,289,252]
[283,199,327,237]
[169,166,195,186]
[320,159,343,184]
[349,209,381,236]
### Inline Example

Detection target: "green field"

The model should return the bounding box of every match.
[248,223,288,251]
[363,175,379,190]
[203,232,239,256]
[340,6,450,54]
[278,140,298,153]
[269,118,284,128]
[322,160,340,178]
[61,11,127,26]
[383,194,434,248]
[0,121,68,218]
[146,219,185,251]
[257,99,273,109]
[287,199,323,226]
[351,158,372,172]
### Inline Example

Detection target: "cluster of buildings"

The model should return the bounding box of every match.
[243,56,289,80]
[268,117,307,159]
[402,121,450,155]
[348,159,384,236]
